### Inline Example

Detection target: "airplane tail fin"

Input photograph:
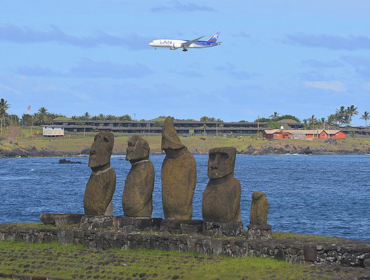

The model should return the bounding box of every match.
[207,31,220,43]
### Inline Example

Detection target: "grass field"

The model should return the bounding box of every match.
[1,126,370,155]
[0,240,342,280]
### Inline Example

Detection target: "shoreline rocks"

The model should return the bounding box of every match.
[1,141,370,159]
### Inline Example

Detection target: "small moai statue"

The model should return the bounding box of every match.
[250,191,269,225]
[247,191,272,240]
[161,117,196,220]
[84,132,116,216]
[122,135,154,218]
[202,147,241,223]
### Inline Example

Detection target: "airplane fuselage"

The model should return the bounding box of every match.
[149,39,220,50]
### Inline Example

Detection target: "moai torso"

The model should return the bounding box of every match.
[84,168,116,215]
[161,117,196,220]
[202,147,241,223]
[123,135,154,218]
[162,148,196,220]
[84,132,116,216]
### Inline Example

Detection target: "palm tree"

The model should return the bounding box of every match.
[347,105,358,117]
[310,115,317,129]
[35,107,50,125]
[0,98,10,134]
[361,111,370,126]
[270,112,279,120]
[83,112,90,120]
[202,124,207,137]
[321,117,326,129]
[346,105,358,125]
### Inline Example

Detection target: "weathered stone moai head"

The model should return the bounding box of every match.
[250,191,269,225]
[84,132,116,216]
[208,147,236,179]
[126,135,150,162]
[161,117,185,155]
[88,132,114,169]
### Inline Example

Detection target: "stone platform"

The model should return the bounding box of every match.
[247,224,273,240]
[39,214,247,237]
[1,214,370,272]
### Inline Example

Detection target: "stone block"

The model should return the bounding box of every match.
[247,224,272,240]
[364,258,370,269]
[79,215,114,230]
[39,213,84,226]
[202,221,244,237]
[160,220,203,234]
[115,217,162,232]
[304,245,318,262]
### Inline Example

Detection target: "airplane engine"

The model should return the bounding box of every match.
[170,42,182,50]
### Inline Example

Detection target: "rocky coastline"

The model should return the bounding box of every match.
[241,143,370,155]
[1,141,370,158]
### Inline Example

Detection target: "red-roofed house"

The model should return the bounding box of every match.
[264,129,346,140]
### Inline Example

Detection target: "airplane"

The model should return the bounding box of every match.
[148,31,221,52]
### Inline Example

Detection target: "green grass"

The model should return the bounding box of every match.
[272,232,339,242]
[2,125,370,156]
[0,240,338,280]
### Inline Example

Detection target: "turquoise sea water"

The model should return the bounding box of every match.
[0,154,369,241]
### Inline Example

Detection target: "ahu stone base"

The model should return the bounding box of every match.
[203,222,244,237]
[39,214,246,237]
[247,224,273,240]
[1,222,370,271]
[79,215,162,232]
[160,219,203,235]
[39,213,84,227]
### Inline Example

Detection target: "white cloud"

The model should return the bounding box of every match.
[0,83,21,95]
[303,81,346,92]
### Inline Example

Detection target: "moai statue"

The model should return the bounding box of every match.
[122,135,154,218]
[202,147,241,223]
[161,117,196,220]
[84,132,116,216]
[250,191,269,225]
[247,191,272,240]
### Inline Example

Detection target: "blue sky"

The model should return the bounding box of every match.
[1,0,370,125]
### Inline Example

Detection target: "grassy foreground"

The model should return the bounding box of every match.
[0,241,338,280]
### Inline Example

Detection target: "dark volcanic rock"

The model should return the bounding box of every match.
[58,159,82,164]
[40,213,83,226]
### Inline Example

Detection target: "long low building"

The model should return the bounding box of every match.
[264,129,346,140]
[51,119,271,129]
[52,124,263,136]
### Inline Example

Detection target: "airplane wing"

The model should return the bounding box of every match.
[182,36,204,47]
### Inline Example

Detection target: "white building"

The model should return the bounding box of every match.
[43,125,64,137]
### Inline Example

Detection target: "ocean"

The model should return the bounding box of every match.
[0,154,369,241]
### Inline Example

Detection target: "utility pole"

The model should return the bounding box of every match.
[257,115,260,138]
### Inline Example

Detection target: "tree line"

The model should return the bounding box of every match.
[0,98,369,133]
[256,106,369,129]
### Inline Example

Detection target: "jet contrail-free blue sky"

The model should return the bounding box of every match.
[1,0,370,125]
